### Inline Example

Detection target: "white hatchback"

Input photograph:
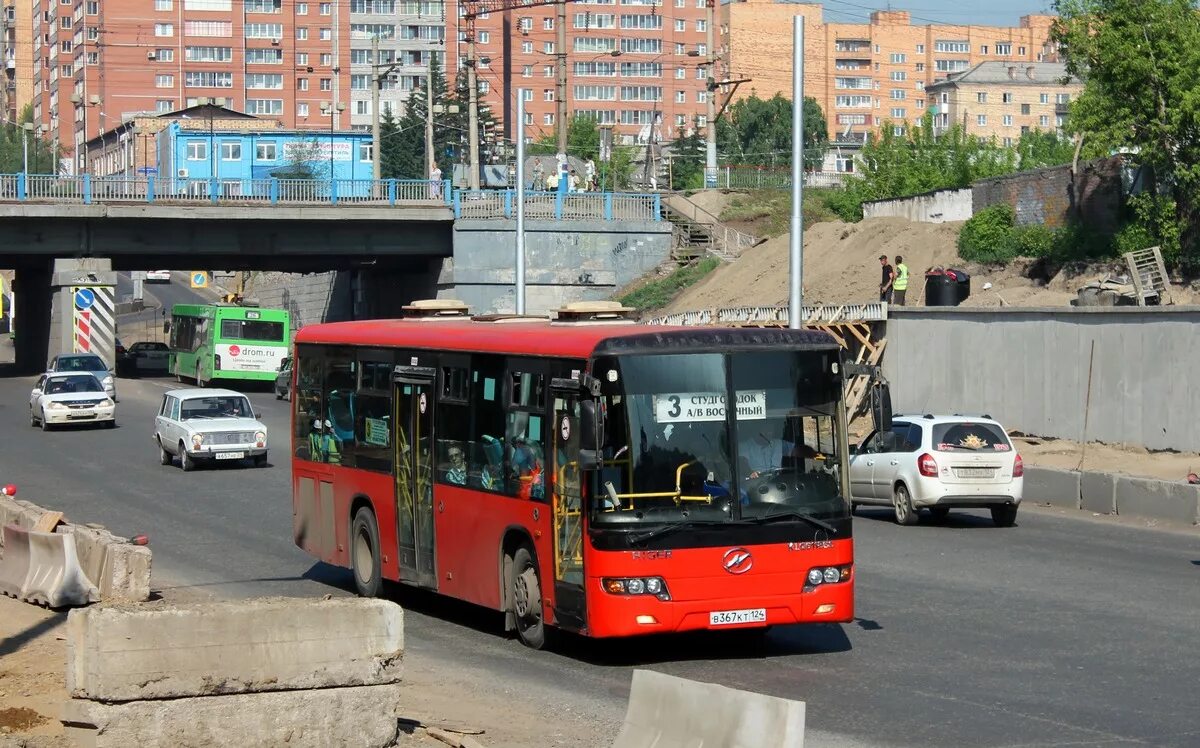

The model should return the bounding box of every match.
[153,388,268,471]
[849,414,1023,527]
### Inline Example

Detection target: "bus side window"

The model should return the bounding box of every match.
[467,356,506,493]
[324,352,357,468]
[436,365,471,487]
[506,369,546,500]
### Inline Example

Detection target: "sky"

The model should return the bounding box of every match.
[816,0,1057,27]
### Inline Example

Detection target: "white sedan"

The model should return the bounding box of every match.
[154,388,268,471]
[29,372,116,430]
[146,270,172,283]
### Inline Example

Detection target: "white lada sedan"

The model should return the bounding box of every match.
[154,388,268,471]
[29,372,116,430]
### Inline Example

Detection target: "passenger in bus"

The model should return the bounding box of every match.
[308,419,342,464]
[511,438,544,500]
[444,444,467,486]
[479,435,504,490]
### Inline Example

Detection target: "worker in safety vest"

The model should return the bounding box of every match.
[892,255,909,306]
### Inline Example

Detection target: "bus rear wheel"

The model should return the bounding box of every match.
[511,545,546,650]
[351,507,382,598]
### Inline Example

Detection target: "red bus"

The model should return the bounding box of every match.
[290,301,854,648]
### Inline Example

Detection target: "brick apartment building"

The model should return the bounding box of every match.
[22,0,448,174]
[718,2,1059,144]
[448,0,714,146]
[926,61,1081,145]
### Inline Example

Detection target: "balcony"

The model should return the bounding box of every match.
[1055,102,1070,115]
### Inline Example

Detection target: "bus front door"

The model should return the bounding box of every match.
[550,391,586,630]
[394,368,437,589]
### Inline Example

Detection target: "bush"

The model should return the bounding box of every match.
[1013,224,1056,258]
[957,204,1019,264]
[620,257,720,311]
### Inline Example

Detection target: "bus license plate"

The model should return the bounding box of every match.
[215,451,245,460]
[709,608,767,626]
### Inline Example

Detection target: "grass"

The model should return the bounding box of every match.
[719,189,840,238]
[620,257,721,312]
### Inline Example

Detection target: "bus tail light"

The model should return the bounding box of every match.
[918,453,939,477]
[1013,453,1024,477]
[603,577,671,601]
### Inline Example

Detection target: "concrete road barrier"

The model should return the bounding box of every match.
[611,669,806,748]
[0,524,100,607]
[67,597,404,701]
[1114,476,1200,525]
[1023,466,1082,510]
[1080,471,1117,515]
[62,683,406,748]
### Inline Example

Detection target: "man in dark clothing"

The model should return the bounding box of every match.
[879,255,894,303]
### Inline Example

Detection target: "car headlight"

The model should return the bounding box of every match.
[192,434,204,448]
[100,398,114,407]
[255,431,266,443]
[47,401,67,410]
[102,376,113,387]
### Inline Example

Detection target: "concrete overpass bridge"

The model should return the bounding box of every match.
[0,175,669,373]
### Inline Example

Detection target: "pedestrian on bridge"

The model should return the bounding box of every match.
[429,162,443,199]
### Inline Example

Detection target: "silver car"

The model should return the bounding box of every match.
[153,388,269,471]
[48,353,116,400]
[29,372,116,430]
[848,414,1023,527]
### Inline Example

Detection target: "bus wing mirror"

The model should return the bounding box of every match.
[579,400,602,452]
[163,321,171,334]
[871,382,893,434]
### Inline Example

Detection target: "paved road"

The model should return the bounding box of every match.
[1,373,1197,747]
[116,272,221,331]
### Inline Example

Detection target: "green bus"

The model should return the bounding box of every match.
[168,303,291,385]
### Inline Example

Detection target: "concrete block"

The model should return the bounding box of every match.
[66,525,152,602]
[61,683,406,748]
[1080,471,1117,514]
[612,669,805,748]
[67,597,403,701]
[1022,466,1081,509]
[1114,476,1200,525]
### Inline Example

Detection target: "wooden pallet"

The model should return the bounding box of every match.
[1125,246,1170,306]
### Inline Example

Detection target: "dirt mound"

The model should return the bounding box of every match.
[664,217,1199,312]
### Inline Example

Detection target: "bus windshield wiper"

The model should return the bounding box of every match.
[747,510,837,534]
[627,519,725,546]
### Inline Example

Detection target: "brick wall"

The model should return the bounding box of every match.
[972,156,1124,233]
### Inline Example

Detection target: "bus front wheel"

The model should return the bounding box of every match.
[511,545,546,650]
[351,507,382,598]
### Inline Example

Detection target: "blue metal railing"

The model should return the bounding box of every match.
[0,174,662,221]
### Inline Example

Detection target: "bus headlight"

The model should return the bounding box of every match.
[805,565,852,591]
[603,577,670,602]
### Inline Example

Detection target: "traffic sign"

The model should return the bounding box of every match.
[137,167,159,175]
[74,288,95,310]
[190,272,209,289]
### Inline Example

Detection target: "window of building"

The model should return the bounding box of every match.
[184,0,232,9]
[916,43,925,53]
[221,141,242,160]
[320,1,331,14]
[996,43,1011,55]
[248,48,284,63]
[247,73,283,89]
[297,27,309,40]
[916,99,925,109]
[155,74,174,88]
[890,53,906,64]
[544,17,554,29]
[185,71,234,87]
[297,2,307,12]
[1021,103,1031,114]
[674,19,684,31]
[940,92,949,104]
[155,0,173,8]
[890,89,906,100]
[247,98,284,115]
[1002,92,1012,103]
[543,88,554,101]
[479,80,490,93]
[479,31,490,43]
[154,23,174,36]
[934,40,969,53]
[320,78,331,90]
[524,112,533,125]
[320,28,332,40]
[675,67,685,80]
[522,65,532,78]
[1002,114,1013,126]
[155,48,175,62]
[935,59,969,72]
[358,142,372,162]
[893,125,905,136]
[891,107,904,118]
[675,90,685,103]
[522,41,533,53]
[298,78,309,91]
[916,62,925,72]
[544,65,554,77]
[891,71,906,81]
[245,22,284,38]
[87,0,99,12]
[544,42,555,53]
[1040,114,1050,127]
[977,114,987,126]
[980,45,989,55]
[185,46,233,62]
[246,0,282,11]
[321,53,332,66]
[1040,93,1049,104]
[256,142,278,160]
[977,92,987,104]
[186,141,208,160]
[696,18,706,31]
[543,113,555,126]
[156,99,174,113]
[1056,93,1070,104]
[1019,46,1026,55]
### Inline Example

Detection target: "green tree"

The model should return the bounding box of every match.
[1053,0,1200,267]
[668,130,706,190]
[529,114,601,160]
[271,137,326,179]
[1016,130,1078,169]
[715,93,828,169]
[0,105,59,173]
[828,112,1018,221]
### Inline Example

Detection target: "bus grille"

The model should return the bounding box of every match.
[207,431,256,445]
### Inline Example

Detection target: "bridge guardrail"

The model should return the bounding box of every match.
[648,302,889,326]
[454,189,661,222]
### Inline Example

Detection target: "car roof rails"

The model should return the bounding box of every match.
[952,412,993,420]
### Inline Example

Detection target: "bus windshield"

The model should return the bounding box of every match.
[592,350,847,525]
[220,318,285,342]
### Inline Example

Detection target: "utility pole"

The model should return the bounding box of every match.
[468,38,481,190]
[788,16,804,328]
[371,37,381,180]
[556,0,567,154]
[704,0,717,187]
[425,64,435,178]
[515,88,526,314]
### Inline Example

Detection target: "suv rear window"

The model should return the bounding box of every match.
[932,422,1011,452]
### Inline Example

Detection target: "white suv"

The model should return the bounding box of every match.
[849,414,1023,527]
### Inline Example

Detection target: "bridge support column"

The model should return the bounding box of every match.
[5,260,52,374]
[48,259,118,370]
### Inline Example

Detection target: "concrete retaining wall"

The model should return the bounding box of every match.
[446,219,672,315]
[884,307,1200,453]
[862,188,973,223]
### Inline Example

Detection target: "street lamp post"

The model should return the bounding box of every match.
[21,122,33,174]
[69,93,101,174]
[320,101,346,184]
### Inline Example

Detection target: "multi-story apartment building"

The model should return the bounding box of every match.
[2,0,34,124]
[28,0,360,174]
[925,62,1080,145]
[347,0,447,130]
[450,0,714,146]
[718,2,1058,143]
